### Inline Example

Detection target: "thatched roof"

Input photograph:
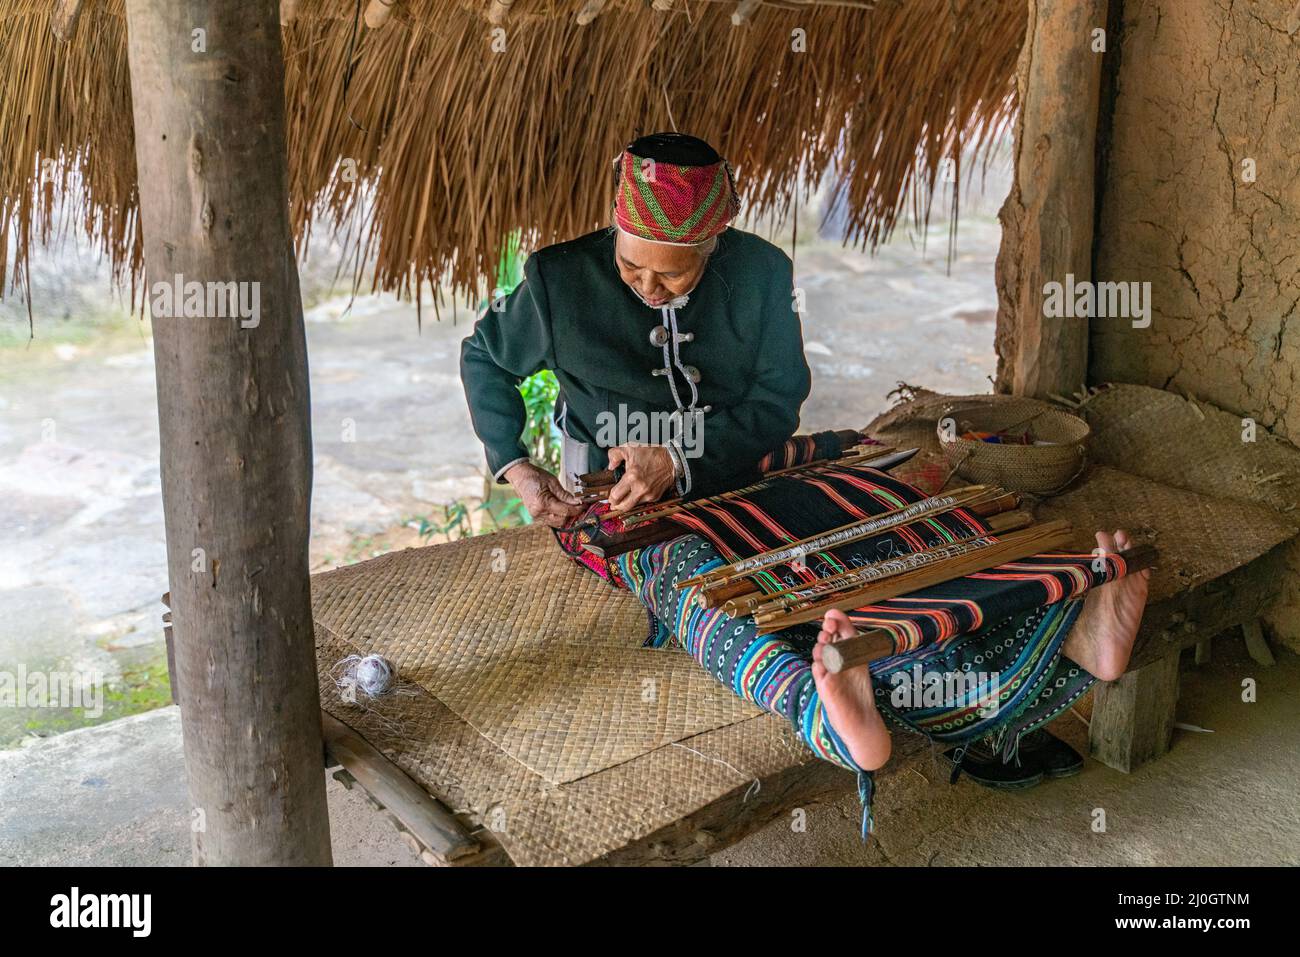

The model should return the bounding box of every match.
[0,0,1022,303]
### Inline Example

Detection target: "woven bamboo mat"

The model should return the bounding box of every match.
[315,624,841,866]
[310,382,1298,863]
[1075,384,1300,514]
[1036,465,1296,604]
[312,526,758,786]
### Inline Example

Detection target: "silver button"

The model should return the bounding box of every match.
[649,325,670,347]
[675,331,694,343]
[651,368,669,377]
[683,365,701,383]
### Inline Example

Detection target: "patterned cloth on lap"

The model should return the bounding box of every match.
[555,451,1129,834]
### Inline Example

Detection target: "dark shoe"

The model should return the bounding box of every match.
[941,739,1044,791]
[1019,729,1084,779]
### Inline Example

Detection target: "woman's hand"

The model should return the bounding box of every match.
[606,445,676,514]
[504,462,584,528]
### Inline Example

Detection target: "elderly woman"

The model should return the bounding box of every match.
[461,133,1151,814]
[461,132,810,527]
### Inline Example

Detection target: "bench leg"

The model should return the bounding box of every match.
[1088,653,1181,773]
[1242,620,1276,668]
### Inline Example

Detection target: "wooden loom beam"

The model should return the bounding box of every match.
[821,543,1160,673]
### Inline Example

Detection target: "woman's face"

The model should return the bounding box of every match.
[614,232,709,306]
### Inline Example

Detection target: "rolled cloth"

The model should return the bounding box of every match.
[613,132,740,245]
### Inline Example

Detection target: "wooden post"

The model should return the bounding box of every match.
[994,0,1108,398]
[1089,652,1180,773]
[125,0,332,865]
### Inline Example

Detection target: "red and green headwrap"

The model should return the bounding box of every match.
[613,132,740,246]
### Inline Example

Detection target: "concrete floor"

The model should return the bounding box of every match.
[2,638,1295,866]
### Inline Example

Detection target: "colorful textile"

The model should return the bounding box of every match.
[614,143,739,245]
[554,459,1147,836]
[613,532,1097,837]
[754,429,875,473]
[614,536,860,772]
[657,461,1133,657]
[553,430,867,583]
[553,502,625,585]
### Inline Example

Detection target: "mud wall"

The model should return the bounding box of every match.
[1092,0,1300,650]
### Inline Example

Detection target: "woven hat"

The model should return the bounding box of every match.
[613,132,740,245]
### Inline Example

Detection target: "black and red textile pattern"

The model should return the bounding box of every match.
[665,462,991,593]
[664,462,1133,655]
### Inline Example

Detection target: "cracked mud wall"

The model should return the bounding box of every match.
[1091,0,1300,650]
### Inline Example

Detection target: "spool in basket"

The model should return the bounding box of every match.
[937,397,1090,495]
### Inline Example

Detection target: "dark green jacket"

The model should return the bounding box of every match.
[460,227,811,495]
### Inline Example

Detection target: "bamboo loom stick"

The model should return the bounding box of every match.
[619,446,902,527]
[754,521,1078,634]
[683,484,1004,591]
[579,447,918,559]
[722,509,1034,617]
[693,488,1014,608]
[820,544,1162,673]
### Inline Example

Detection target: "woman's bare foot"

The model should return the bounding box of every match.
[812,609,892,770]
[1062,529,1151,682]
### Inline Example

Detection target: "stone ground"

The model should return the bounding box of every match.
[2,638,1295,866]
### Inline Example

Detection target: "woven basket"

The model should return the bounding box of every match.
[937,397,1090,495]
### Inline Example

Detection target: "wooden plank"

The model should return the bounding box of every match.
[1089,652,1180,773]
[1127,550,1283,671]
[321,712,484,863]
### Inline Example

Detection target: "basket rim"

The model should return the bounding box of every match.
[937,399,1092,445]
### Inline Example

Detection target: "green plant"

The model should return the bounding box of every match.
[408,485,534,544]
[519,369,561,475]
[483,231,562,476]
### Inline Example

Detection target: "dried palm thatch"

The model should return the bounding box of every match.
[0,0,1023,306]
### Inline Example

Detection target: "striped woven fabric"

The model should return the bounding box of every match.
[554,429,857,583]
[658,462,1132,656]
[754,428,876,473]
[612,527,1097,837]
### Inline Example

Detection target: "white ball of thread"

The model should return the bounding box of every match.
[353,654,396,697]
